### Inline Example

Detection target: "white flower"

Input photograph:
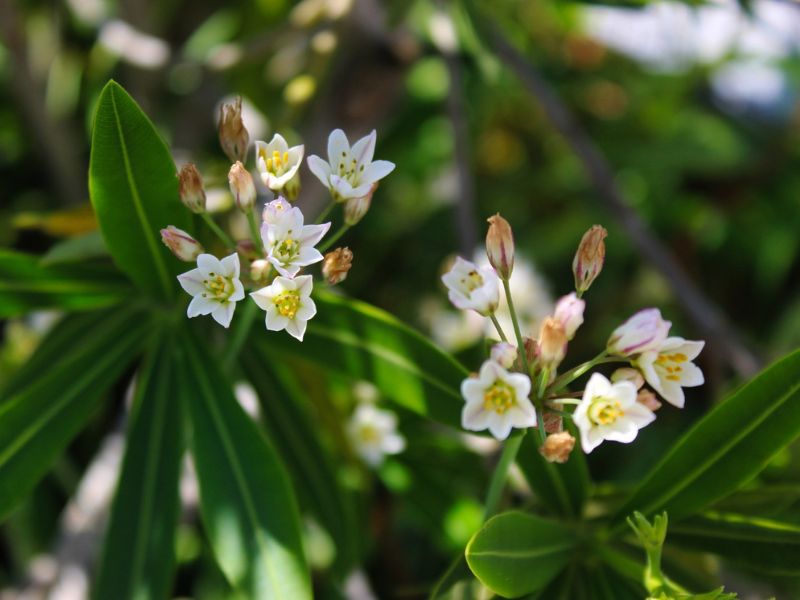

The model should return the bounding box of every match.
[262,197,292,225]
[178,253,245,328]
[635,337,705,408]
[307,129,395,202]
[607,308,672,356]
[553,292,585,340]
[441,257,500,316]
[250,274,316,341]
[461,360,536,440]
[255,133,304,192]
[261,204,330,278]
[347,404,406,467]
[572,372,655,453]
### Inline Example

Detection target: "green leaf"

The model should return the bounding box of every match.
[0,249,129,317]
[265,291,468,428]
[242,343,361,575]
[465,511,576,597]
[182,334,311,600]
[0,306,150,521]
[94,337,184,599]
[669,511,800,575]
[40,231,109,265]
[89,80,191,301]
[613,348,800,526]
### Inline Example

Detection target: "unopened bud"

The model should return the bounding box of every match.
[178,164,206,213]
[573,225,607,294]
[637,389,662,412]
[542,411,563,434]
[322,247,353,285]
[539,431,575,464]
[218,97,249,163]
[486,213,514,280]
[523,337,537,365]
[490,342,517,369]
[228,161,256,212]
[250,259,271,282]
[611,367,644,390]
[537,317,567,369]
[344,191,373,226]
[160,226,204,261]
[263,197,292,224]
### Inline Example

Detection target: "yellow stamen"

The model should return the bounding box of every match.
[483,380,516,415]
[274,290,300,319]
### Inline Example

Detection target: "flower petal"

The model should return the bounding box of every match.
[211,303,236,328]
[187,295,216,317]
[307,155,332,187]
[327,129,350,166]
[350,130,376,167]
[362,159,395,183]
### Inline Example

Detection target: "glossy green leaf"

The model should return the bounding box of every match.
[183,335,311,600]
[265,291,468,428]
[89,80,191,301]
[94,337,184,599]
[0,306,150,521]
[242,342,361,575]
[465,511,576,597]
[669,511,800,575]
[613,348,800,526]
[41,231,109,265]
[0,249,129,317]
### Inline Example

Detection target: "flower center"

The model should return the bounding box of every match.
[588,396,624,426]
[483,380,516,415]
[262,149,292,176]
[202,274,234,302]
[460,269,484,294]
[654,352,688,382]
[274,290,301,319]
[358,424,380,443]
[276,238,299,260]
[337,150,366,187]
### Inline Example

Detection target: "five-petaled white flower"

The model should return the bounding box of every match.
[178,253,245,328]
[255,133,304,193]
[607,308,671,357]
[571,372,655,453]
[347,404,406,467]
[261,204,330,278]
[307,129,395,202]
[441,257,500,316]
[461,360,536,440]
[635,337,705,408]
[250,274,316,341]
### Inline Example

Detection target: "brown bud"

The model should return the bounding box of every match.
[537,317,567,369]
[542,411,563,434]
[611,367,644,390]
[523,336,537,365]
[539,431,576,464]
[572,225,607,294]
[322,247,353,285]
[228,161,256,212]
[178,164,206,213]
[637,389,662,412]
[218,97,250,163]
[486,213,514,280]
[160,226,203,261]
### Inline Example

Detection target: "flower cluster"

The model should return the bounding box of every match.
[443,216,704,459]
[160,97,394,338]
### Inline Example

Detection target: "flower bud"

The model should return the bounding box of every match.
[607,308,671,356]
[523,336,537,365]
[486,213,514,280]
[218,97,249,163]
[322,247,353,285]
[553,292,585,340]
[228,161,257,212]
[160,226,204,262]
[611,367,644,390]
[542,411,563,434]
[637,389,662,412]
[178,164,206,213]
[263,197,292,224]
[572,225,607,294]
[344,192,373,226]
[537,317,567,369]
[236,239,258,261]
[250,258,272,282]
[490,342,517,369]
[539,431,576,464]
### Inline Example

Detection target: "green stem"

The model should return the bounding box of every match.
[483,432,524,521]
[549,353,626,395]
[489,314,508,342]
[319,224,351,253]
[222,300,259,373]
[246,209,263,253]
[201,212,236,249]
[315,200,337,224]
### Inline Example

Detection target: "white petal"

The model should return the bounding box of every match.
[288,144,304,164]
[187,295,216,317]
[300,222,331,246]
[197,253,223,274]
[285,318,305,341]
[361,159,395,183]
[230,279,246,302]
[461,378,487,404]
[178,270,205,295]
[678,362,704,387]
[296,301,316,322]
[604,419,639,444]
[267,256,300,279]
[307,155,332,187]
[462,400,492,431]
[348,182,375,199]
[266,313,289,332]
[296,275,314,297]
[581,426,605,453]
[329,174,356,200]
[327,129,350,166]
[487,417,513,441]
[614,380,638,408]
[382,433,406,454]
[296,246,323,267]
[350,130,376,166]
[250,288,273,310]
[584,372,612,399]
[625,403,656,428]
[269,132,289,152]
[220,253,240,278]
[211,303,236,328]
[508,402,537,428]
[659,381,686,408]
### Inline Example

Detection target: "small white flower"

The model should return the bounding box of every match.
[307,129,395,202]
[490,342,518,369]
[255,133,304,192]
[607,308,671,357]
[441,257,500,316]
[178,253,245,328]
[262,197,292,225]
[261,204,330,278]
[347,404,406,467]
[250,274,316,341]
[572,372,655,453]
[553,292,585,340]
[461,360,536,440]
[635,337,705,408]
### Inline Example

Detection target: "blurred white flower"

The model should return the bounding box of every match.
[347,404,406,467]
[178,253,245,328]
[635,337,705,408]
[251,274,316,341]
[98,20,170,69]
[441,256,500,316]
[261,202,330,278]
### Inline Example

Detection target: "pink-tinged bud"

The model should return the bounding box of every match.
[611,367,645,390]
[228,161,256,212]
[178,164,206,213]
[218,97,249,163]
[322,247,353,285]
[637,389,662,412]
[539,431,575,464]
[160,226,204,261]
[344,191,373,226]
[553,292,585,340]
[537,317,567,369]
[486,213,514,280]
[607,308,671,356]
[250,258,271,282]
[490,342,517,369]
[572,225,607,294]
